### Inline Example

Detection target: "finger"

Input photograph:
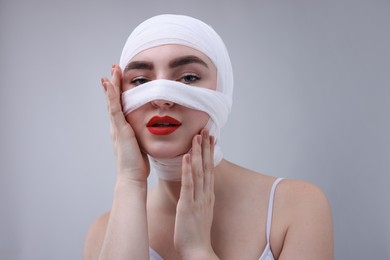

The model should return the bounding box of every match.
[101,77,111,112]
[209,135,215,194]
[101,77,108,92]
[101,76,128,131]
[201,129,212,193]
[192,135,204,200]
[180,154,194,203]
[210,135,215,164]
[111,64,123,95]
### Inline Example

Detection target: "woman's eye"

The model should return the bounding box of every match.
[180,73,200,84]
[131,77,149,86]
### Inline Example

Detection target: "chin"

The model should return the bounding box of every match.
[146,150,186,159]
[143,143,190,159]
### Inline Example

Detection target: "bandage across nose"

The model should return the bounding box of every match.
[122,79,232,141]
[122,79,231,181]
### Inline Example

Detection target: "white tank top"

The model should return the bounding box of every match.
[149,177,284,260]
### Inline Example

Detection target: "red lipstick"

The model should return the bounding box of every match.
[146,116,181,135]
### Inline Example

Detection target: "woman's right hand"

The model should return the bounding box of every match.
[101,64,150,183]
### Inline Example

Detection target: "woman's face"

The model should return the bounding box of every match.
[122,44,217,158]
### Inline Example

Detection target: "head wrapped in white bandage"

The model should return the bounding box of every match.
[120,14,234,181]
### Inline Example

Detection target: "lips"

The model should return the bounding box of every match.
[146,116,182,135]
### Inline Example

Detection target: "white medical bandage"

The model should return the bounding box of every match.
[119,14,234,181]
[122,79,231,140]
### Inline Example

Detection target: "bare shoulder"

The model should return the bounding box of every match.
[276,179,333,228]
[277,179,331,209]
[83,211,110,260]
[273,179,334,259]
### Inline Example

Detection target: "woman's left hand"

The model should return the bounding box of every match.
[173,129,219,259]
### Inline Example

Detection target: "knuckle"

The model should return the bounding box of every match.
[203,161,212,170]
[182,181,193,191]
[195,169,204,179]
[109,103,122,117]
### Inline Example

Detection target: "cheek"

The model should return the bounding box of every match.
[124,112,134,125]
[125,110,143,132]
[188,110,210,129]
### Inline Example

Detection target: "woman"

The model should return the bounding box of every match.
[84,14,333,260]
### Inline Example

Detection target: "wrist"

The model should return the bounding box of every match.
[114,176,148,195]
[116,166,149,184]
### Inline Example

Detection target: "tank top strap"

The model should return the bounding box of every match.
[265,177,284,243]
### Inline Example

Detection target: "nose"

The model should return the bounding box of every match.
[151,99,175,109]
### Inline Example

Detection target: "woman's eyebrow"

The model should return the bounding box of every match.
[124,61,154,72]
[169,55,209,69]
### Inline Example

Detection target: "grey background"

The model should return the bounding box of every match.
[1,0,389,259]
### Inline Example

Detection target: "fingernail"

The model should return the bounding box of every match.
[101,79,107,91]
[112,64,115,68]
[197,135,202,145]
[202,129,209,138]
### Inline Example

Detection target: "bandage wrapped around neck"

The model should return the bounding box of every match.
[119,14,234,181]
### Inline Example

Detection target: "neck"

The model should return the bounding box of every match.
[156,179,183,208]
[153,159,228,212]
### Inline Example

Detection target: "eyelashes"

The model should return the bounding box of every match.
[130,73,201,86]
[130,77,150,86]
[179,73,200,84]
